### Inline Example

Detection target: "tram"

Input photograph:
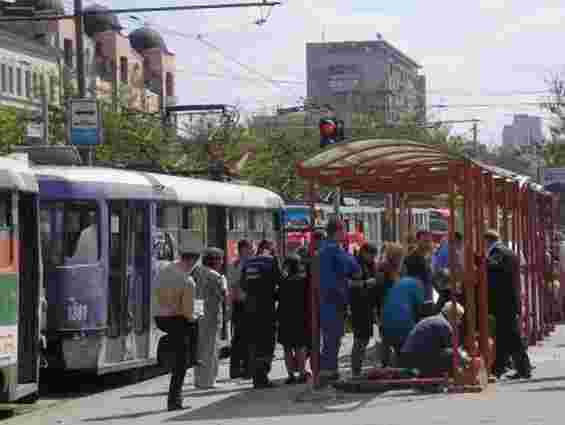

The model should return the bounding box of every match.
[283,201,431,254]
[35,165,284,375]
[0,155,42,402]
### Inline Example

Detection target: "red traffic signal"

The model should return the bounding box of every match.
[320,119,337,137]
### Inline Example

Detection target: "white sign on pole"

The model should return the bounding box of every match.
[70,99,100,146]
[26,123,43,139]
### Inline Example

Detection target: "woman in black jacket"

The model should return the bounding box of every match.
[349,243,382,377]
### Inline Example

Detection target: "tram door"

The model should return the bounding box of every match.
[17,192,41,385]
[107,201,150,362]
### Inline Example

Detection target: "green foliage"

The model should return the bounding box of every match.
[0,105,25,153]
[541,74,565,167]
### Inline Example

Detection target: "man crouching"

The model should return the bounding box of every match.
[398,301,467,377]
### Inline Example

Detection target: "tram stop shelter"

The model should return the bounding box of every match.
[296,139,559,394]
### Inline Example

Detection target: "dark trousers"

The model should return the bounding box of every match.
[493,315,531,376]
[230,302,249,376]
[381,334,406,368]
[247,315,276,386]
[399,349,453,377]
[155,316,192,406]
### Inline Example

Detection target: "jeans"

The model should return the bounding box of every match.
[381,334,406,368]
[320,307,345,374]
[399,349,453,377]
[351,337,369,375]
[154,316,193,407]
[229,302,249,376]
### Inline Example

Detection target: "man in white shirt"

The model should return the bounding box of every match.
[154,239,202,411]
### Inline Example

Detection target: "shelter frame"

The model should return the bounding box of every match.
[296,139,558,392]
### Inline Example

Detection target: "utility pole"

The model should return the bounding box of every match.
[41,90,49,144]
[472,120,478,156]
[74,0,86,98]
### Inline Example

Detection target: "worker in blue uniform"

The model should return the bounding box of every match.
[240,240,282,389]
[318,218,361,387]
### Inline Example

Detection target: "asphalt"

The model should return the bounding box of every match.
[4,326,565,425]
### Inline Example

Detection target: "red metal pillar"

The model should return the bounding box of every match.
[489,174,497,231]
[307,182,320,386]
[448,167,462,379]
[524,187,535,346]
[476,169,489,367]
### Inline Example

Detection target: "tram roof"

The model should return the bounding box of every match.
[34,166,284,209]
[297,139,552,198]
[0,156,39,193]
[146,173,284,210]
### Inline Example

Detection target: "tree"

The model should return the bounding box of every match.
[0,105,25,153]
[541,73,565,166]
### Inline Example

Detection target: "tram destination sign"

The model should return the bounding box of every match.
[70,98,100,146]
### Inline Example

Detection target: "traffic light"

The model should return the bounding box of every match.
[319,117,337,148]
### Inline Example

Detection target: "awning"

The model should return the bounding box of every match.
[297,139,465,194]
[297,139,551,196]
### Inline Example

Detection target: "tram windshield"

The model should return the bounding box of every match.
[284,208,310,229]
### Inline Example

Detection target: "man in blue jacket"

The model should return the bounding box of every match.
[318,218,361,387]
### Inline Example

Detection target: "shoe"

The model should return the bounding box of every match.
[297,372,311,384]
[285,375,297,385]
[230,370,243,379]
[254,380,276,389]
[507,371,531,380]
[167,402,188,412]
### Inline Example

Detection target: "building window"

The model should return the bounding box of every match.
[120,57,128,83]
[25,70,32,98]
[165,72,174,97]
[8,67,14,94]
[1,64,6,92]
[64,38,73,67]
[16,68,22,96]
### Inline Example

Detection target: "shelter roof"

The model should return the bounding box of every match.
[297,139,464,194]
[296,139,552,197]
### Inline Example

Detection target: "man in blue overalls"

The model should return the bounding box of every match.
[318,218,361,387]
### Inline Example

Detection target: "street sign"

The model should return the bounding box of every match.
[70,99,100,146]
[26,123,43,139]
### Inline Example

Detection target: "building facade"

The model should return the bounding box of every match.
[2,1,176,113]
[306,38,426,125]
[502,114,544,148]
[0,27,60,113]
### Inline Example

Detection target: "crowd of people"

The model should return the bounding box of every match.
[153,219,533,411]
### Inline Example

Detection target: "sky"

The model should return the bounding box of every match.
[72,0,565,145]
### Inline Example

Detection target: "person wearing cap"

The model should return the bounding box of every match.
[349,242,383,377]
[485,229,531,379]
[240,239,282,388]
[227,240,253,379]
[154,239,202,411]
[317,218,361,386]
[194,247,228,388]
[398,301,469,377]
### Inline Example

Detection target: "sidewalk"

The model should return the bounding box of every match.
[5,326,565,425]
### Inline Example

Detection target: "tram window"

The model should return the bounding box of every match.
[64,202,99,263]
[248,210,258,231]
[228,209,244,231]
[0,195,13,268]
[182,206,203,230]
[39,207,62,268]
[228,210,236,231]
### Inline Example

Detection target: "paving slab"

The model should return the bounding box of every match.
[3,326,565,425]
